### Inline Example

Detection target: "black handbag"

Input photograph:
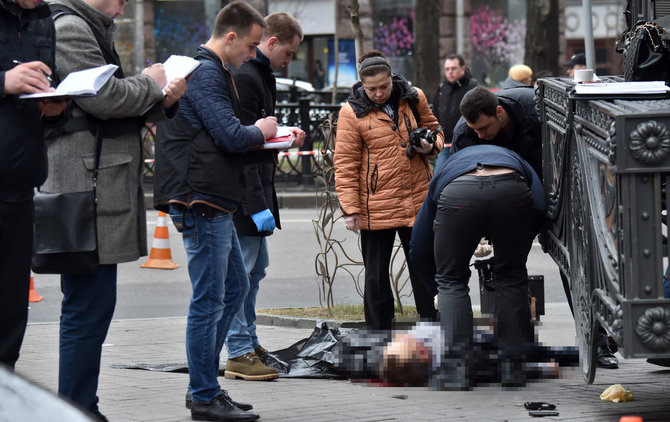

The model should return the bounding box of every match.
[31,134,102,276]
[617,17,670,85]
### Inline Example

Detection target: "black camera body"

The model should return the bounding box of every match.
[406,125,442,157]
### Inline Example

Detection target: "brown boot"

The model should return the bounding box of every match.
[254,345,268,357]
[225,352,278,381]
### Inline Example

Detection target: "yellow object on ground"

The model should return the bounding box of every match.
[600,384,634,402]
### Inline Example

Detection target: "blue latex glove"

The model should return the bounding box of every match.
[250,209,276,232]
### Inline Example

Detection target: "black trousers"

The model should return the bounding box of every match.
[0,200,33,370]
[361,227,436,330]
[433,174,535,354]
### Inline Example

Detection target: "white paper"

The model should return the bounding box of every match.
[19,64,118,100]
[161,55,200,94]
[574,81,670,95]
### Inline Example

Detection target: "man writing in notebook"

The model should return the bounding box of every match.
[222,11,306,382]
[0,0,67,372]
[43,0,187,418]
[154,2,278,421]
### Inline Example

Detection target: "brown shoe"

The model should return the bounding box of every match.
[225,352,278,381]
[254,345,268,357]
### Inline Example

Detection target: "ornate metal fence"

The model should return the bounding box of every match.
[538,76,670,383]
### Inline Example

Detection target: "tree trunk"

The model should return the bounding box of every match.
[412,0,441,99]
[524,0,560,76]
[348,0,364,69]
[332,1,339,104]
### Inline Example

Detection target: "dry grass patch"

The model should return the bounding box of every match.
[257,304,419,321]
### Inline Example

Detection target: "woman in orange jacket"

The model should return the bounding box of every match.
[334,50,444,330]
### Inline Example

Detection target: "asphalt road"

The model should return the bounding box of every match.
[27,208,567,323]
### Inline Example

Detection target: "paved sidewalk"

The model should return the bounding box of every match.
[15,303,670,422]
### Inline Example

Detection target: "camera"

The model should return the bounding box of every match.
[406,125,442,157]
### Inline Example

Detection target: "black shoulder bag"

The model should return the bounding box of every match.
[31,131,102,276]
[616,16,670,85]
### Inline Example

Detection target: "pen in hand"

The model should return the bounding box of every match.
[12,59,53,86]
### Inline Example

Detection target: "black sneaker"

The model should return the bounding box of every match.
[191,392,259,421]
[186,389,253,411]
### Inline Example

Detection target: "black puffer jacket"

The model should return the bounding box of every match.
[450,87,542,177]
[432,69,478,141]
[0,0,55,202]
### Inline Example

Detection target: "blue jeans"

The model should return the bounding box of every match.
[225,236,269,357]
[59,264,117,417]
[169,206,248,404]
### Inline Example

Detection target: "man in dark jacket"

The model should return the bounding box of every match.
[0,0,66,371]
[450,86,542,178]
[154,2,277,421]
[432,53,478,170]
[450,86,619,370]
[223,11,305,381]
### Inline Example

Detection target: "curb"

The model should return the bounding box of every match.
[255,313,366,330]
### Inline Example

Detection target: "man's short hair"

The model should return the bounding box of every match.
[265,12,304,44]
[381,346,431,387]
[212,1,267,39]
[460,86,499,122]
[445,53,465,67]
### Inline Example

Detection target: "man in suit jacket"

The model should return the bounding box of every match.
[44,0,186,417]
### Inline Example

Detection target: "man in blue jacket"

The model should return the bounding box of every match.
[154,2,278,421]
[411,144,545,389]
[223,12,305,381]
[0,0,66,371]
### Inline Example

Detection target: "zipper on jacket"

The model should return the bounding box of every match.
[364,143,372,230]
[370,164,378,195]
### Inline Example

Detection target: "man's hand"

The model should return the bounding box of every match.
[162,77,187,109]
[290,127,306,148]
[4,61,52,95]
[415,138,434,154]
[38,99,68,117]
[344,214,359,233]
[141,63,167,91]
[250,209,276,232]
[255,116,278,140]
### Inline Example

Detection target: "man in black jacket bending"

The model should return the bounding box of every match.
[0,0,66,370]
[223,12,306,381]
[450,86,619,370]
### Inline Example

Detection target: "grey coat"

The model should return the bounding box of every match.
[42,0,171,264]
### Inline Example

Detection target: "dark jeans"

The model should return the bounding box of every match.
[0,200,33,370]
[361,227,436,330]
[59,264,117,416]
[433,174,535,355]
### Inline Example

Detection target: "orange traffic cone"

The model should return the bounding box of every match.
[141,211,180,270]
[29,276,43,302]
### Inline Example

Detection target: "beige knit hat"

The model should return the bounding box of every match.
[508,64,533,82]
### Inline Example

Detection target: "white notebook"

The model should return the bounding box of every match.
[19,64,118,100]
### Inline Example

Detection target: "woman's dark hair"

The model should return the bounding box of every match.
[358,50,392,79]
